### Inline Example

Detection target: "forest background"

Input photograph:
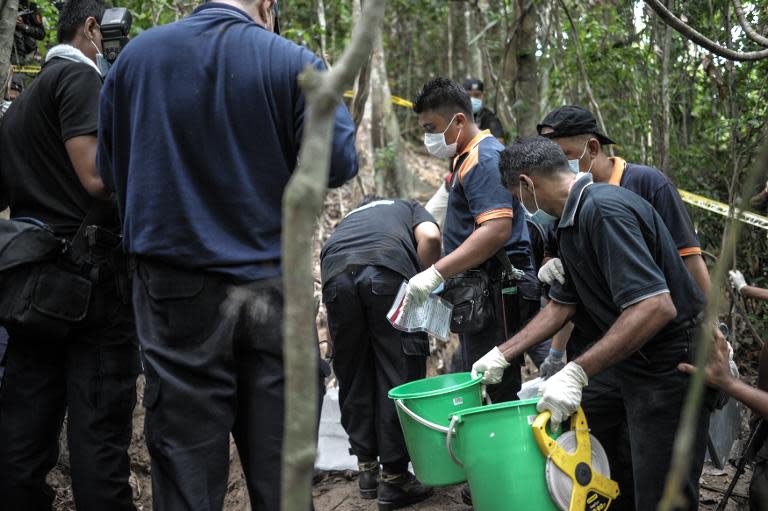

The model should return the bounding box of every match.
[14,0,768,292]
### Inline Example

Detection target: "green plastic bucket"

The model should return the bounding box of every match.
[446,398,560,511]
[388,372,484,486]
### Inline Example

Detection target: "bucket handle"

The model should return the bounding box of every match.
[446,415,463,467]
[394,399,449,434]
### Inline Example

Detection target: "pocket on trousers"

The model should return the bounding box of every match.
[402,333,429,357]
[370,277,401,296]
[139,264,218,346]
[322,283,337,304]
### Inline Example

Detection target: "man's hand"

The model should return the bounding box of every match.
[538,257,565,286]
[539,348,565,380]
[402,265,444,309]
[729,270,747,295]
[678,328,737,388]
[536,362,588,431]
[471,347,510,384]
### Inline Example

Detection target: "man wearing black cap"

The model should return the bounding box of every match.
[463,78,505,144]
[534,105,710,357]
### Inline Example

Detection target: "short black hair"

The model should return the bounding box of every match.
[499,136,569,188]
[57,0,106,43]
[356,195,386,208]
[413,78,473,119]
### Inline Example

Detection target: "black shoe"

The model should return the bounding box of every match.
[358,461,379,499]
[378,472,434,510]
[460,483,472,505]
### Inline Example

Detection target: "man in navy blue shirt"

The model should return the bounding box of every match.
[97,1,358,509]
[407,78,538,405]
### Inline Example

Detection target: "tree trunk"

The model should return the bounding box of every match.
[464,2,482,80]
[513,0,539,138]
[0,0,19,88]
[370,28,410,197]
[660,2,672,175]
[280,2,386,510]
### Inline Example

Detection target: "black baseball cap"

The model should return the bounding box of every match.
[463,78,483,92]
[537,105,616,145]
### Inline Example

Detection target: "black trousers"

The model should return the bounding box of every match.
[323,266,428,474]
[134,259,322,511]
[0,276,139,511]
[457,276,539,403]
[578,331,714,511]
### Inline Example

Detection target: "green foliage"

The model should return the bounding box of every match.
[27,0,768,327]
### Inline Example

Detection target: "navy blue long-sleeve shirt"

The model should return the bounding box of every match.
[97,3,358,281]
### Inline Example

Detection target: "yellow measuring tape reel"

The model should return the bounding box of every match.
[532,407,620,511]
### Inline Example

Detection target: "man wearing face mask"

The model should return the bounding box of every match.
[534,106,709,384]
[534,106,711,508]
[463,78,505,144]
[0,0,140,509]
[410,78,537,404]
[472,137,715,511]
[97,0,357,509]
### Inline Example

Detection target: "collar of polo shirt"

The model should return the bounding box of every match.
[558,173,594,229]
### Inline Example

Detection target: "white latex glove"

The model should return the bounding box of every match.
[536,362,588,431]
[728,270,747,295]
[402,265,444,309]
[538,258,565,286]
[726,341,740,379]
[471,347,510,384]
[538,348,565,380]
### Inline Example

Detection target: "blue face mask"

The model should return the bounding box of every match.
[471,97,482,114]
[89,38,111,76]
[519,180,558,225]
[568,139,593,174]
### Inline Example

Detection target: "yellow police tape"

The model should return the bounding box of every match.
[11,65,41,75]
[678,189,768,231]
[343,90,413,109]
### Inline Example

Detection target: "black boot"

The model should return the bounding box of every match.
[377,472,434,510]
[358,461,379,499]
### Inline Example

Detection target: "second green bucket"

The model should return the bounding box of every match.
[447,398,560,511]
[388,372,484,486]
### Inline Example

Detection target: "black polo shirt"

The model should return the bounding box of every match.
[320,199,437,284]
[549,175,704,342]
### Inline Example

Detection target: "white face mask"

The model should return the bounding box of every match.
[424,114,462,159]
[88,33,111,76]
[568,139,594,174]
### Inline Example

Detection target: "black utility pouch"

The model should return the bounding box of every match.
[441,268,493,334]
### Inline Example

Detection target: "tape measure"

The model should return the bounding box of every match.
[532,407,620,511]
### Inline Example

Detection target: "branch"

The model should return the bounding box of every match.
[280,1,386,511]
[645,0,768,61]
[0,0,20,86]
[658,132,768,510]
[731,0,768,48]
[559,0,613,156]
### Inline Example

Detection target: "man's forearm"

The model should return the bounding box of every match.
[498,301,575,361]
[683,254,710,296]
[434,218,512,279]
[417,238,441,269]
[721,377,768,418]
[758,342,768,392]
[574,293,677,376]
[741,285,768,301]
[551,321,574,353]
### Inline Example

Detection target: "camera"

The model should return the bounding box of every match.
[100,7,132,64]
